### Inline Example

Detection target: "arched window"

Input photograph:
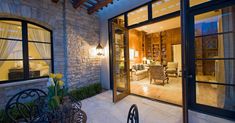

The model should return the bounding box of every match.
[0,19,53,83]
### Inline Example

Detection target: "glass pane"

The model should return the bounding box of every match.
[152,0,180,18]
[190,0,210,7]
[0,39,23,59]
[28,24,51,43]
[114,29,125,45]
[29,60,51,78]
[115,46,125,61]
[128,6,148,26]
[196,83,235,111]
[28,42,51,59]
[195,33,235,59]
[0,61,24,81]
[195,7,235,36]
[114,61,127,75]
[112,15,125,27]
[196,60,235,85]
[116,75,127,92]
[0,20,22,40]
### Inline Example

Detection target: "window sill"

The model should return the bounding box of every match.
[0,78,48,88]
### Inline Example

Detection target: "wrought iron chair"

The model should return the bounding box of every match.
[5,89,86,123]
[5,88,47,123]
[127,104,139,123]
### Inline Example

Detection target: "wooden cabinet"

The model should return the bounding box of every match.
[8,68,40,80]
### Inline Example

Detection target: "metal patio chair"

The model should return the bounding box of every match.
[5,88,47,123]
[127,104,139,123]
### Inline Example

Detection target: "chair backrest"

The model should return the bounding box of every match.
[167,62,178,69]
[127,104,139,123]
[149,65,165,79]
[5,89,47,123]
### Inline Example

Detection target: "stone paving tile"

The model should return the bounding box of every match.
[81,91,183,123]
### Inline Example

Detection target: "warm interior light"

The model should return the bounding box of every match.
[96,43,104,56]
[142,57,147,64]
[143,85,148,93]
[143,57,147,61]
[134,50,139,57]
[129,49,135,60]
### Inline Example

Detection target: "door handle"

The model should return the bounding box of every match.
[187,75,193,78]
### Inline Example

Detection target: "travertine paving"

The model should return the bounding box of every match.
[81,91,183,123]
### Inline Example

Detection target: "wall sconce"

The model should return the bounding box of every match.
[96,43,104,56]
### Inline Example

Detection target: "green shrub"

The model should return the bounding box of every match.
[0,110,9,123]
[69,83,102,100]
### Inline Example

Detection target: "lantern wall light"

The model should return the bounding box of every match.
[96,43,104,56]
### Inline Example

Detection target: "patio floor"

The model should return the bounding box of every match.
[81,91,183,123]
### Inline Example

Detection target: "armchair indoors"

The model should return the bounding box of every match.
[149,65,168,86]
[166,62,178,77]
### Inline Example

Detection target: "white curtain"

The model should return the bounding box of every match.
[221,7,235,110]
[0,21,21,67]
[28,27,51,64]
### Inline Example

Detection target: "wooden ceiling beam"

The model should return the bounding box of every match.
[83,4,91,9]
[73,0,88,9]
[88,0,113,14]
[86,0,96,6]
[51,0,59,3]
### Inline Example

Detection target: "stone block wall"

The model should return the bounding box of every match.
[0,0,101,108]
[65,3,100,89]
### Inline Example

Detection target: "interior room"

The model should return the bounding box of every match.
[0,20,51,82]
[128,6,235,110]
[129,16,183,105]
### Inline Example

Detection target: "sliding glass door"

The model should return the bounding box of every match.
[189,1,235,119]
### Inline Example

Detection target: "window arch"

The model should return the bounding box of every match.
[0,19,53,83]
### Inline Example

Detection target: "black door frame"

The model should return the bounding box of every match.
[187,0,235,121]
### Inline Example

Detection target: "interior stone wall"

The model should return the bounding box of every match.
[0,0,100,108]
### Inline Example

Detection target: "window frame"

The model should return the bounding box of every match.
[0,18,54,84]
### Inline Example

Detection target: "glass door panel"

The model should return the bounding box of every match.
[111,18,130,102]
[190,3,235,119]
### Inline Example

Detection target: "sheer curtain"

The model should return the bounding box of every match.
[0,22,21,67]
[28,27,51,64]
[220,7,235,110]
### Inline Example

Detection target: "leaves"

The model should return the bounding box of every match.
[69,83,102,100]
[48,96,60,110]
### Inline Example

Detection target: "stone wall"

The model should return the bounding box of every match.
[0,0,100,108]
[65,3,100,89]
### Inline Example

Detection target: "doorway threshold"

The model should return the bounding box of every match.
[130,93,182,107]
